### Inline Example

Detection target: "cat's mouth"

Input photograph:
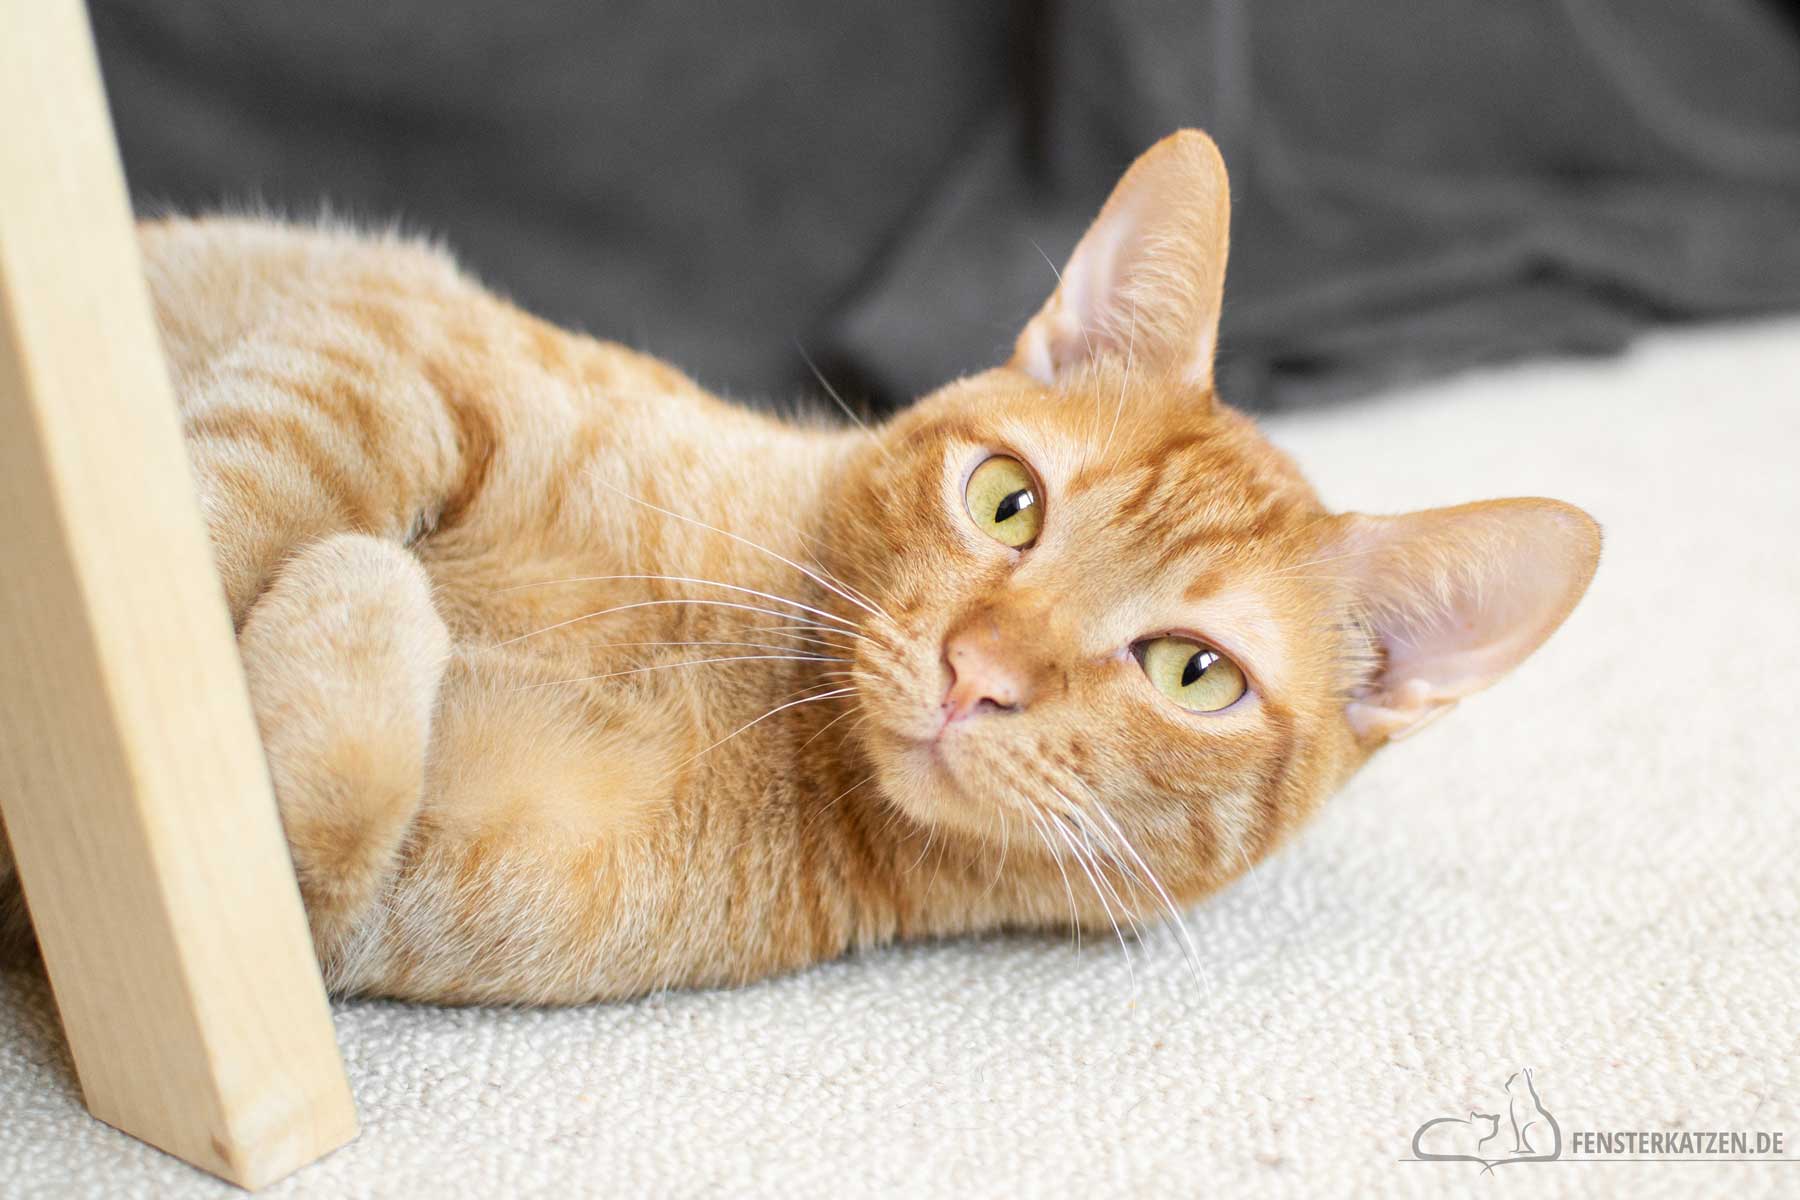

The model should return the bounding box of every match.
[852,640,1027,836]
[864,708,1027,841]
[886,723,961,788]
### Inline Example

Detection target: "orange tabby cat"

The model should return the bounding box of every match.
[0,131,1599,1003]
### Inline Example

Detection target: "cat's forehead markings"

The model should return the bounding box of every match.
[989,417,1087,485]
[1063,417,1229,497]
[1178,580,1291,692]
[1136,426,1216,469]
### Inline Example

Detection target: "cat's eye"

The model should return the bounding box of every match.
[1137,636,1247,713]
[964,455,1043,548]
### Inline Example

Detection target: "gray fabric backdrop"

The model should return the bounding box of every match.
[93,0,1800,411]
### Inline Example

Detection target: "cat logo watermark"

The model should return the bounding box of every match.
[1403,1069,1790,1173]
[1408,1068,1561,1172]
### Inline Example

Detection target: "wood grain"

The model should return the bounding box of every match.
[0,1,358,1189]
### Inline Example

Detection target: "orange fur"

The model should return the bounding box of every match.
[0,132,1601,1001]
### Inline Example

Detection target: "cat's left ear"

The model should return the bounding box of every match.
[1331,498,1602,743]
[1012,129,1230,390]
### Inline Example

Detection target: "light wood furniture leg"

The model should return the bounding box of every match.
[0,1,359,1189]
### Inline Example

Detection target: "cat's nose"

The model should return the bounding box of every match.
[940,627,1032,725]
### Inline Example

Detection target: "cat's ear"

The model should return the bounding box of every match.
[1331,499,1601,743]
[1012,129,1230,390]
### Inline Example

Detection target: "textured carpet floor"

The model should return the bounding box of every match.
[3,319,1796,1198]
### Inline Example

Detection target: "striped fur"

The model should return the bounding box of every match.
[0,132,1599,1001]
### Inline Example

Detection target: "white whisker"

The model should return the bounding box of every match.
[1263,547,1385,578]
[1049,809,1139,944]
[765,676,852,711]
[770,516,889,618]
[1043,808,1136,988]
[1099,296,1138,461]
[595,479,891,620]
[797,703,860,752]
[1029,238,1097,364]
[908,815,938,874]
[1238,845,1268,905]
[738,623,861,651]
[1025,807,1082,955]
[801,771,876,840]
[1070,791,1209,995]
[984,808,1013,900]
[669,685,857,774]
[549,637,845,657]
[511,654,845,692]
[497,573,864,633]
[795,340,897,466]
[492,597,854,649]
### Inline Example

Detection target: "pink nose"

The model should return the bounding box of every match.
[940,629,1032,725]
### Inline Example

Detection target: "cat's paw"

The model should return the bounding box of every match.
[238,534,449,951]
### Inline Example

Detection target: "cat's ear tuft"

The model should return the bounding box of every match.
[1331,499,1601,743]
[1012,129,1231,391]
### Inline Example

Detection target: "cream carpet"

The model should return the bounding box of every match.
[3,319,1796,1198]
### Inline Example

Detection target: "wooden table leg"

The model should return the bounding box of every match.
[0,1,358,1189]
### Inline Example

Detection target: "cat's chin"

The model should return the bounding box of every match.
[867,731,1015,844]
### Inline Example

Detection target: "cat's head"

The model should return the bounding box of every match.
[831,131,1599,904]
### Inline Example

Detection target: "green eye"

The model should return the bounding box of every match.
[964,456,1043,548]
[1138,636,1247,713]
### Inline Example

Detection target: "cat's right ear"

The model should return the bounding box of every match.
[1011,130,1231,391]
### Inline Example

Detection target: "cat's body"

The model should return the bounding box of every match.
[140,217,1041,1003]
[0,133,1600,1004]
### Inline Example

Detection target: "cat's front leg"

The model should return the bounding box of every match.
[237,533,449,968]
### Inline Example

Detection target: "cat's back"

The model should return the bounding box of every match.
[138,215,727,424]
[139,216,729,499]
[139,216,477,380]
[134,216,805,628]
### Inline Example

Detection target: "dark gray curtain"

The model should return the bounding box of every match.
[94,1,1800,411]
